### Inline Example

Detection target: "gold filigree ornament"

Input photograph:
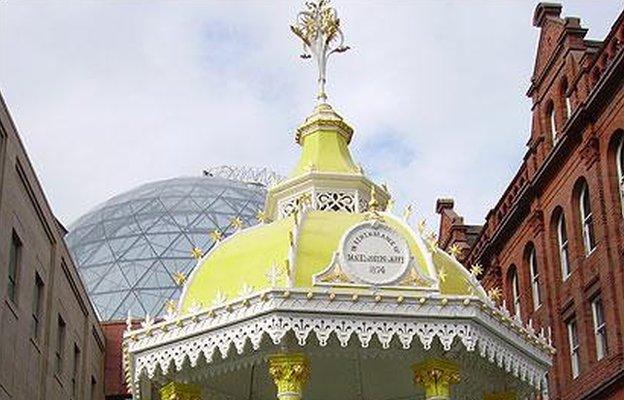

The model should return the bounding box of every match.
[318,263,350,284]
[400,267,431,287]
[290,0,350,102]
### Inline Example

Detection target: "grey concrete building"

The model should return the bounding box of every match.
[0,91,105,400]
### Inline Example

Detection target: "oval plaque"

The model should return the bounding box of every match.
[340,222,410,285]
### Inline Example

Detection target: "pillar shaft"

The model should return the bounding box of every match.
[412,358,460,400]
[268,353,310,400]
[160,382,202,400]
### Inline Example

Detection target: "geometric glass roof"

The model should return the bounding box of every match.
[65,175,267,321]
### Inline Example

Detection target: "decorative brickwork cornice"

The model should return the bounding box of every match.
[529,209,545,236]
[580,135,600,168]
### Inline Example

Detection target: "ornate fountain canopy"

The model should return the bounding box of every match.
[291,0,350,103]
[122,3,554,400]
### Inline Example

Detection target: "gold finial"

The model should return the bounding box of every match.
[191,247,203,260]
[210,229,223,242]
[256,210,267,223]
[368,186,380,212]
[164,300,177,315]
[172,271,187,286]
[403,205,413,221]
[231,217,244,230]
[385,198,395,212]
[417,219,427,233]
[291,0,350,103]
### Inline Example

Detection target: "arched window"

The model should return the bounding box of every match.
[528,247,541,310]
[557,213,571,279]
[547,102,557,142]
[579,183,596,254]
[617,137,624,215]
[509,267,521,317]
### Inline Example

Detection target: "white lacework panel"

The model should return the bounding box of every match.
[279,198,299,217]
[132,315,545,391]
[316,191,356,212]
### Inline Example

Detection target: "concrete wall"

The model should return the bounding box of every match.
[0,92,105,400]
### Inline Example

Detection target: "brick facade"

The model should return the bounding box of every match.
[437,3,624,399]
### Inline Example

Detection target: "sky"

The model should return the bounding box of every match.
[0,1,621,229]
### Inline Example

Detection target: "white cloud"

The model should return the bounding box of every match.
[0,0,621,228]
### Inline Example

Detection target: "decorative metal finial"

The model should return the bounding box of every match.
[291,0,350,103]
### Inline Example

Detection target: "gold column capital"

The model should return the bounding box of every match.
[160,382,202,400]
[412,358,460,400]
[484,391,516,400]
[268,353,310,400]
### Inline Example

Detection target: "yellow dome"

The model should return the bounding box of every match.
[180,210,486,312]
[179,103,487,313]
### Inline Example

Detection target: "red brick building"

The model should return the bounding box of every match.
[437,3,624,399]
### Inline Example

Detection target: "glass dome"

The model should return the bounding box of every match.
[65,173,268,321]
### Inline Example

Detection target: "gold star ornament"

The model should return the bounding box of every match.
[231,217,244,230]
[256,210,267,223]
[449,243,462,259]
[470,264,483,278]
[191,247,203,260]
[438,268,448,283]
[210,229,223,242]
[488,287,503,303]
[172,271,187,286]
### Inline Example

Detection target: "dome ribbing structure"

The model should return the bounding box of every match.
[65,173,268,321]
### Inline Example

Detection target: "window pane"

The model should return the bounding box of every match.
[592,299,608,361]
[31,275,44,338]
[56,316,66,374]
[7,232,21,302]
[568,320,580,379]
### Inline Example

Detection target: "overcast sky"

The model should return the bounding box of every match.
[0,1,621,229]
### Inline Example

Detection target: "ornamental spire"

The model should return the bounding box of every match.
[291,0,350,103]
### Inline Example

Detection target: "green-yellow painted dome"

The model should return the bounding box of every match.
[180,210,486,312]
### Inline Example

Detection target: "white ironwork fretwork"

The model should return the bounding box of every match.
[125,290,552,397]
[316,191,356,212]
